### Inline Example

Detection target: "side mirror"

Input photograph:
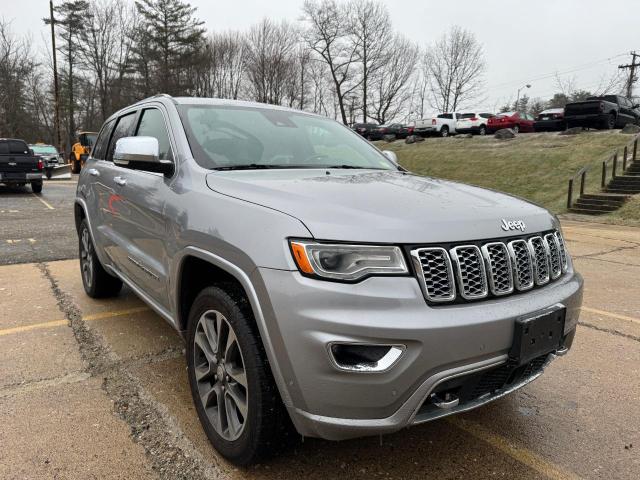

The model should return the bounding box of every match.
[382,150,398,164]
[382,150,406,171]
[114,136,174,175]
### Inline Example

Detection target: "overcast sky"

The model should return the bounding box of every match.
[4,0,639,110]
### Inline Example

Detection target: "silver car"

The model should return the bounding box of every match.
[75,95,583,465]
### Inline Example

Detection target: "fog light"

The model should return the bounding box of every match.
[328,343,404,372]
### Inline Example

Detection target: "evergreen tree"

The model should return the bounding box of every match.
[44,1,91,152]
[134,0,205,95]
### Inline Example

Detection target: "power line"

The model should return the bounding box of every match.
[485,52,628,92]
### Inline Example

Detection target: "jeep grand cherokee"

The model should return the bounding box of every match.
[74,94,583,465]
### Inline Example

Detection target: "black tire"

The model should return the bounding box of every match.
[71,159,81,174]
[186,286,290,466]
[31,181,42,193]
[78,219,122,298]
[604,113,616,130]
[479,125,486,135]
[45,168,52,180]
[440,126,449,137]
[513,124,520,134]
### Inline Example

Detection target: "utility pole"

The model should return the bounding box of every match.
[618,51,640,98]
[49,0,62,155]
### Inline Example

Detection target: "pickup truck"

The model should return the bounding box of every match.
[0,138,44,192]
[414,112,460,137]
[564,95,640,130]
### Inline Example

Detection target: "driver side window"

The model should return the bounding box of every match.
[136,108,173,161]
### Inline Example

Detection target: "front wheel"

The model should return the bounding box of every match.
[513,124,520,134]
[187,286,289,465]
[78,219,122,297]
[71,159,81,174]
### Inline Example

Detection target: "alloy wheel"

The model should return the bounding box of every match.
[193,309,249,441]
[80,228,93,288]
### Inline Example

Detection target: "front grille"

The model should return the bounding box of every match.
[411,230,568,304]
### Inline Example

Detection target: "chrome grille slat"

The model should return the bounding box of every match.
[411,247,456,302]
[450,245,488,300]
[554,231,568,272]
[528,236,550,285]
[411,229,567,304]
[481,242,514,295]
[544,233,562,279]
[507,240,534,291]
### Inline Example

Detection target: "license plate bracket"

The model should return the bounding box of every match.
[509,307,565,365]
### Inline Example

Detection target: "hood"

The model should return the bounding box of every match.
[206,169,555,243]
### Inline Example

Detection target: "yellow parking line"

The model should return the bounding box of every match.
[32,193,54,210]
[0,306,150,337]
[582,306,640,325]
[447,417,581,480]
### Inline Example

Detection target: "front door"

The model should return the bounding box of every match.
[106,106,175,310]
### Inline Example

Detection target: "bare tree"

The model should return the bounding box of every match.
[302,0,361,124]
[425,26,485,112]
[348,0,391,122]
[243,19,299,105]
[197,31,246,99]
[369,35,418,124]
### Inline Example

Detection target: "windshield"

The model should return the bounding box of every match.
[30,145,58,154]
[178,105,395,171]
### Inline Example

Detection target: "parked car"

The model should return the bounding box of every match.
[75,95,582,466]
[455,112,495,135]
[564,95,640,130]
[533,108,566,132]
[351,122,378,139]
[369,123,411,140]
[30,143,63,179]
[415,112,461,137]
[487,112,535,133]
[0,138,44,192]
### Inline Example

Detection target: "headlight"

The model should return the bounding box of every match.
[289,240,408,281]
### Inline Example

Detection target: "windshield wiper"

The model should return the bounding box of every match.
[322,164,386,170]
[212,164,312,171]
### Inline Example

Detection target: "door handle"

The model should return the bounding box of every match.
[87,168,100,177]
[114,176,127,186]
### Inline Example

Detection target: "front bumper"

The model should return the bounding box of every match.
[253,267,583,440]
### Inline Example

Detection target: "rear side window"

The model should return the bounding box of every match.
[8,140,28,154]
[92,119,116,160]
[0,142,8,154]
[480,113,494,118]
[106,112,137,162]
[438,113,453,120]
[135,108,173,160]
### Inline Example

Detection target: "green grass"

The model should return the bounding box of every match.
[378,131,639,218]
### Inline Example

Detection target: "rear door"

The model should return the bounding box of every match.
[105,106,175,308]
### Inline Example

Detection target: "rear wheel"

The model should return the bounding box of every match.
[440,126,449,137]
[604,113,616,130]
[479,125,486,135]
[187,286,290,465]
[78,219,122,298]
[31,181,42,193]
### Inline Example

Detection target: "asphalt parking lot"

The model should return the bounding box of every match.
[1,180,639,479]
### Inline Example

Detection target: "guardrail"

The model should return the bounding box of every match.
[567,135,639,209]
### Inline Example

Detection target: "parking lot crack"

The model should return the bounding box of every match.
[36,262,230,480]
[579,322,640,343]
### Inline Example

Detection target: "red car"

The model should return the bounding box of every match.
[487,111,535,133]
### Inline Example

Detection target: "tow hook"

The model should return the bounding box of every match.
[430,392,460,409]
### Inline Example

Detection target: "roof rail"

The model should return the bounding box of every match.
[135,93,177,105]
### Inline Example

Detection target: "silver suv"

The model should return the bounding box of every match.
[75,95,583,465]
